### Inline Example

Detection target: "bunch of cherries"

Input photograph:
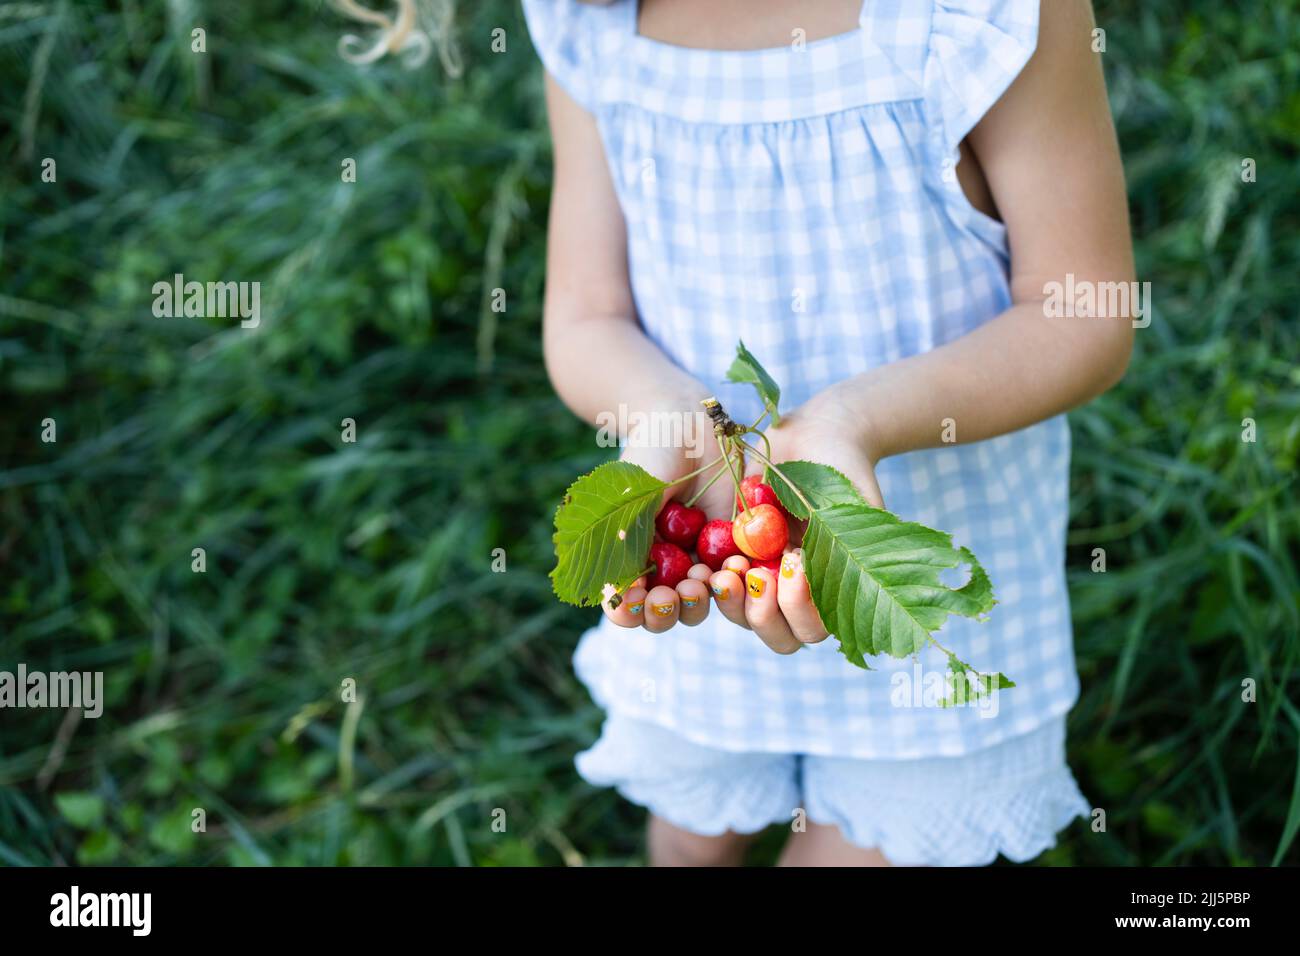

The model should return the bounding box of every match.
[647,475,792,589]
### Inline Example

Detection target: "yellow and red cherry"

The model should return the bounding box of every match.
[732,504,789,561]
[735,475,787,517]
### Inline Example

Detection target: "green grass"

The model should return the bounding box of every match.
[1,0,1297,866]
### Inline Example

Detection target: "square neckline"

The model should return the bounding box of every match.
[626,0,869,59]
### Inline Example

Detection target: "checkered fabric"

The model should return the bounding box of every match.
[576,712,1089,864]
[525,0,1078,759]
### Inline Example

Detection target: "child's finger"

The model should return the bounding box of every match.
[676,578,710,626]
[643,585,680,633]
[722,554,751,575]
[709,570,749,629]
[776,549,828,644]
[686,562,713,583]
[744,568,801,655]
[603,580,648,628]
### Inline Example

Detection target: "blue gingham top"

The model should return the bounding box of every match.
[526,0,1079,758]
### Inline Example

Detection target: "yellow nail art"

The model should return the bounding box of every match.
[628,602,644,615]
[652,602,675,617]
[711,585,729,600]
[682,597,699,608]
[746,571,766,598]
[781,554,800,579]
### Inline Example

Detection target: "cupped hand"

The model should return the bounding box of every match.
[600,412,734,633]
[708,395,884,652]
[601,390,884,652]
[760,389,885,511]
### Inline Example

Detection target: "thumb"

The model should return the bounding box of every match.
[830,451,885,510]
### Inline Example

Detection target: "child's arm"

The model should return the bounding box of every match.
[539,75,708,428]
[542,74,740,636]
[724,0,1132,653]
[794,0,1134,465]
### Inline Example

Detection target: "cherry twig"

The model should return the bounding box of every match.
[736,439,815,516]
[684,459,731,507]
[664,452,727,489]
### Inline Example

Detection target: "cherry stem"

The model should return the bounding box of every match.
[717,432,752,521]
[747,408,770,432]
[684,460,730,507]
[737,440,815,516]
[664,452,727,490]
[730,461,738,521]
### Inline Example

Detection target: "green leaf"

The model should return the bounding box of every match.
[938,660,1016,707]
[764,460,864,520]
[77,830,123,866]
[148,804,199,855]
[801,504,997,668]
[54,792,105,829]
[725,340,782,425]
[551,461,668,607]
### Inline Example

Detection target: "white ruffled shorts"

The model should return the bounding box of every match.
[576,714,1089,866]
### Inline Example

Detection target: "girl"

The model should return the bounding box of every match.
[527,0,1134,866]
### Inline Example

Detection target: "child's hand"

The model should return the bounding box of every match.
[705,550,824,653]
[764,388,885,510]
[600,411,731,633]
[709,396,884,653]
[601,392,885,653]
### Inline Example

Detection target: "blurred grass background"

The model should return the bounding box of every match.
[0,0,1297,866]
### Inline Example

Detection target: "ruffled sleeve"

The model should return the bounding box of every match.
[924,0,1041,158]
[521,0,607,112]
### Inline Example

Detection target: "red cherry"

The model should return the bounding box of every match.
[732,504,789,561]
[655,500,707,550]
[752,557,781,573]
[647,541,692,590]
[736,474,786,516]
[695,518,742,572]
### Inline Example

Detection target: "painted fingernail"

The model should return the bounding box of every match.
[711,584,729,600]
[652,602,675,617]
[781,553,801,579]
[746,571,766,598]
[682,597,699,609]
[627,601,644,616]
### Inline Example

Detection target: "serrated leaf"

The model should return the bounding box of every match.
[801,503,996,668]
[764,460,864,520]
[938,665,1016,707]
[551,461,667,607]
[725,340,782,425]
